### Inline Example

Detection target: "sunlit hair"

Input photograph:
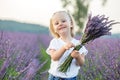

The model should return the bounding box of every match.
[49,11,75,38]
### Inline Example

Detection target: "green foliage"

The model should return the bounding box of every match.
[34,46,50,79]
[6,66,19,77]
[39,47,51,72]
[102,0,107,6]
[1,65,19,80]
[0,58,5,68]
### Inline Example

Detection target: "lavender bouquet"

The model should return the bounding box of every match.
[59,14,119,73]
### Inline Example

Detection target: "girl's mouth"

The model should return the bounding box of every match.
[58,27,66,30]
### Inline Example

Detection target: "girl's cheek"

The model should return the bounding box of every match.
[53,26,57,30]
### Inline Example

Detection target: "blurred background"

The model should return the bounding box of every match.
[0,0,120,80]
[0,0,120,33]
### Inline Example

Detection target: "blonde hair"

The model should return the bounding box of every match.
[49,11,75,38]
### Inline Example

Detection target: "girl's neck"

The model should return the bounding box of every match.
[60,35,73,42]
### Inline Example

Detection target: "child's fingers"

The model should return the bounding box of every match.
[71,50,80,58]
[70,43,75,47]
[64,42,74,49]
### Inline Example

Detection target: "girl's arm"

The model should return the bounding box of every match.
[48,42,75,61]
[48,46,66,61]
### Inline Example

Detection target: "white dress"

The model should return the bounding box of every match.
[46,38,88,78]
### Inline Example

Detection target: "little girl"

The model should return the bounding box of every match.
[46,11,88,80]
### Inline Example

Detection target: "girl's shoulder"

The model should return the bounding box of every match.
[50,38,61,44]
[50,38,60,42]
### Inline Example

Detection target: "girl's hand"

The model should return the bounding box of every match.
[63,42,75,50]
[71,50,85,66]
[71,50,80,58]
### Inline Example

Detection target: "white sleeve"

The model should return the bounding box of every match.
[79,46,88,55]
[46,38,57,55]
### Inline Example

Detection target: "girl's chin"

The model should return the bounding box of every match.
[59,30,67,35]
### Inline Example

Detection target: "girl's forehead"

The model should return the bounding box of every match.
[52,12,69,21]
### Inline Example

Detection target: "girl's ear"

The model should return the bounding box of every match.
[70,25,73,28]
[71,26,73,29]
[71,20,74,25]
[70,21,73,28]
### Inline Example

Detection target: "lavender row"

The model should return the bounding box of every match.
[0,31,120,80]
[0,31,51,80]
[79,38,120,80]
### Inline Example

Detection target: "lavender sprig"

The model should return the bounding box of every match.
[59,14,120,73]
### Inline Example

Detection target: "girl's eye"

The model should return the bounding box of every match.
[54,20,66,25]
[62,20,66,23]
[55,22,59,25]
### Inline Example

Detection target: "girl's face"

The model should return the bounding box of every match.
[52,12,72,36]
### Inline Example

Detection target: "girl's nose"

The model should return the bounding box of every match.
[59,22,63,26]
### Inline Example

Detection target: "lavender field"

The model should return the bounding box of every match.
[0,31,120,80]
